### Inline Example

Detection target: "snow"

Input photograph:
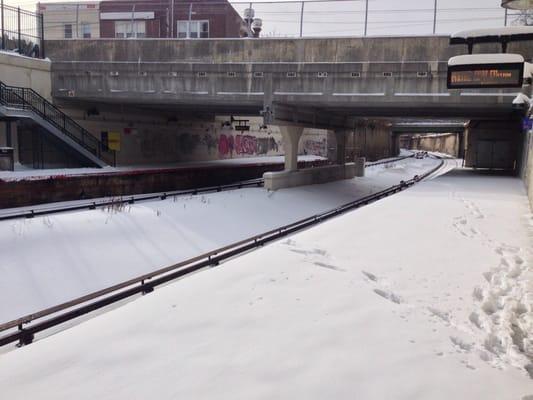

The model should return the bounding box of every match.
[0,155,324,182]
[0,50,51,63]
[0,162,532,399]
[0,157,438,325]
[448,53,524,66]
[513,92,531,105]
[451,26,533,39]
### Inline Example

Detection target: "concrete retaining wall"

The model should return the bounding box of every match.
[264,162,356,190]
[44,37,533,63]
[0,52,51,100]
[0,159,328,208]
[60,109,329,166]
[464,119,523,170]
[401,133,460,157]
[347,120,396,162]
[520,128,533,210]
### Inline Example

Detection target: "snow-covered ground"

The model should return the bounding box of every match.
[0,163,531,399]
[0,155,324,182]
[0,157,437,325]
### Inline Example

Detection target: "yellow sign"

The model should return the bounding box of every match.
[108,131,121,151]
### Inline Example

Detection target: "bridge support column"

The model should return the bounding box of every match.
[264,125,357,190]
[279,125,304,171]
[334,129,348,165]
[1,120,18,164]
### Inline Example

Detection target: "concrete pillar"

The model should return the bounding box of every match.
[9,122,19,164]
[0,121,6,147]
[334,130,347,165]
[279,125,304,172]
[5,120,12,147]
[1,120,18,164]
[355,156,365,177]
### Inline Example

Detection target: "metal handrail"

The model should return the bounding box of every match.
[0,81,116,166]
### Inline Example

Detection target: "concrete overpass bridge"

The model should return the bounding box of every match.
[47,36,533,127]
[41,36,533,187]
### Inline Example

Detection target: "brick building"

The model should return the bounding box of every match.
[39,2,101,40]
[41,0,247,40]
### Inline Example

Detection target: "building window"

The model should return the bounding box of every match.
[64,24,72,39]
[115,20,146,38]
[177,20,209,38]
[81,23,91,39]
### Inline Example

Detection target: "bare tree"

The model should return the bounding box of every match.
[512,10,533,26]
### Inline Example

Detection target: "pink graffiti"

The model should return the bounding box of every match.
[218,134,234,156]
[235,135,257,155]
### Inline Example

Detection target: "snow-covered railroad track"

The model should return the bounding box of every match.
[0,156,444,349]
[0,155,415,222]
[0,178,264,222]
[422,154,462,181]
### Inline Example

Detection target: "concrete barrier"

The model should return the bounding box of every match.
[0,52,51,100]
[263,163,356,190]
[0,159,329,208]
[355,157,365,177]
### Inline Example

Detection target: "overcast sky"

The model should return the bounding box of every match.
[5,0,520,37]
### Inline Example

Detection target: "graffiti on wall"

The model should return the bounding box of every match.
[218,134,234,156]
[218,134,279,157]
[303,139,327,157]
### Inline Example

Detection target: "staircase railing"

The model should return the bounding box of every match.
[0,81,116,166]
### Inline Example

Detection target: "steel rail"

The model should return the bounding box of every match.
[365,154,414,167]
[0,155,413,222]
[0,178,264,222]
[0,155,444,347]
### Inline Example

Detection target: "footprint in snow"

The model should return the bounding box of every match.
[450,336,473,352]
[362,270,378,282]
[374,288,402,304]
[427,307,451,324]
[314,261,345,272]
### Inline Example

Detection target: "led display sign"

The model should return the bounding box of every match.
[447,63,524,89]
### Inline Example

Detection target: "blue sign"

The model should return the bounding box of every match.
[523,117,533,131]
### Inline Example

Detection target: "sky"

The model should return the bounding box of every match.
[3,0,522,37]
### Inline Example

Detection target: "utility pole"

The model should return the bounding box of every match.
[433,0,438,34]
[188,3,192,38]
[299,1,304,37]
[364,0,369,36]
[504,8,508,26]
[131,4,135,38]
[166,7,169,37]
[1,0,5,51]
[170,0,174,37]
[17,7,21,54]
[75,3,79,38]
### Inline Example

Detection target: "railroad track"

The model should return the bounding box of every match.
[0,154,443,348]
[0,154,414,222]
[0,178,264,222]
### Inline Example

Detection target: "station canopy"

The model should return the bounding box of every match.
[450,26,533,53]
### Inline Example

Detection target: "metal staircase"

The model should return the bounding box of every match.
[0,81,115,167]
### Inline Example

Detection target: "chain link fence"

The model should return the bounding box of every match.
[0,0,44,58]
[231,0,528,37]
